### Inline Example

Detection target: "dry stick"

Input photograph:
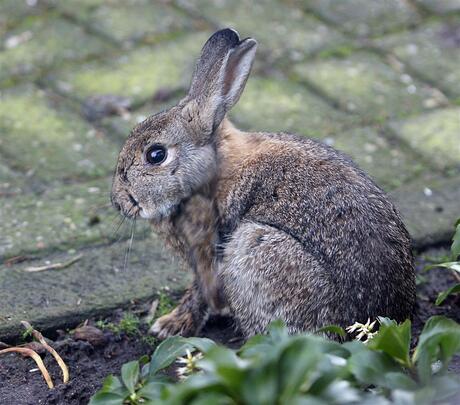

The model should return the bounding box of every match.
[24,254,82,273]
[21,321,70,384]
[452,269,460,283]
[0,347,54,388]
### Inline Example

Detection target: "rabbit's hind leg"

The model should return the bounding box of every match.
[219,221,334,338]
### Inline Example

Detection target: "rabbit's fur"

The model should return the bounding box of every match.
[111,29,415,339]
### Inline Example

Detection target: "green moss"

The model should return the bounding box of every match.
[329,126,428,191]
[376,20,460,98]
[84,1,191,44]
[390,108,460,170]
[0,14,109,83]
[306,0,421,37]
[232,76,357,137]
[0,177,116,259]
[317,44,356,59]
[178,0,343,59]
[157,291,177,317]
[0,86,119,183]
[48,32,208,104]
[97,313,141,337]
[293,52,446,123]
[414,0,460,14]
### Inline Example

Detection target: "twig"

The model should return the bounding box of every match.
[21,321,69,383]
[452,270,460,283]
[144,299,159,324]
[24,254,82,273]
[0,347,54,388]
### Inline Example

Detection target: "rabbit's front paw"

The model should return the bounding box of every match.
[149,308,197,340]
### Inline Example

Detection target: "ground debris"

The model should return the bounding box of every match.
[23,254,82,273]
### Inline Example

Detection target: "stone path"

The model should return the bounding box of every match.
[1,0,459,340]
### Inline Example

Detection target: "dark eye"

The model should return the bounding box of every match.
[145,144,167,165]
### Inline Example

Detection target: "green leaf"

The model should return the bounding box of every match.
[425,261,460,273]
[241,361,278,405]
[88,393,125,405]
[413,316,460,382]
[149,336,216,375]
[435,283,460,305]
[149,337,194,375]
[348,349,401,388]
[278,338,323,401]
[161,374,224,404]
[97,375,128,397]
[239,334,273,359]
[121,360,140,394]
[451,220,460,260]
[315,325,346,338]
[198,346,248,389]
[431,374,460,401]
[188,392,235,405]
[383,372,418,391]
[138,379,168,400]
[368,319,412,368]
[390,387,436,405]
[181,337,217,353]
[267,319,289,342]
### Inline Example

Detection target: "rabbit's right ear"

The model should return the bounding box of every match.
[182,28,257,138]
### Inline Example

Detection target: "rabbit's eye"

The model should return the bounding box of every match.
[145,144,167,165]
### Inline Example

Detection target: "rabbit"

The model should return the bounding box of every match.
[111,28,416,340]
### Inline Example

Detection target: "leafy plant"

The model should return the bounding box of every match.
[426,218,460,305]
[157,291,176,318]
[96,313,141,337]
[90,316,460,405]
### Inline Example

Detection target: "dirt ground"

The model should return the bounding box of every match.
[0,253,459,405]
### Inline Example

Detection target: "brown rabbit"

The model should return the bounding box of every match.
[111,29,416,340]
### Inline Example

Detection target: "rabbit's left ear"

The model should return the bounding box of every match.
[183,29,257,137]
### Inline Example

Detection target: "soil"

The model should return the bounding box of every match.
[0,252,459,405]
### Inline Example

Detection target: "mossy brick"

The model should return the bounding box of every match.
[0,85,119,184]
[0,234,189,341]
[415,0,460,14]
[327,127,427,191]
[45,0,107,16]
[304,0,421,37]
[0,0,47,31]
[376,19,460,98]
[47,32,208,105]
[0,13,110,84]
[102,98,179,143]
[177,0,344,60]
[232,76,357,138]
[0,162,27,197]
[293,52,447,123]
[389,108,460,170]
[79,1,193,45]
[0,177,150,260]
[390,176,460,247]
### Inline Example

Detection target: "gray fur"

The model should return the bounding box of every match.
[111,29,416,340]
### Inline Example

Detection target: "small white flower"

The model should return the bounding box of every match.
[346,319,377,344]
[176,349,203,380]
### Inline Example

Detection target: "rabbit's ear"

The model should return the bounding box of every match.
[184,28,257,135]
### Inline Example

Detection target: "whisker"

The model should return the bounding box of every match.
[123,217,136,272]
[112,215,127,237]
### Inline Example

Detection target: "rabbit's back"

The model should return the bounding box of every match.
[216,124,415,327]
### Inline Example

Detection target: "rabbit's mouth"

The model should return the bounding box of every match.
[139,201,177,222]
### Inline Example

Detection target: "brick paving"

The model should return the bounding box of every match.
[0,0,459,339]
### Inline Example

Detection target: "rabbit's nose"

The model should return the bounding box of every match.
[112,199,122,212]
[127,193,139,207]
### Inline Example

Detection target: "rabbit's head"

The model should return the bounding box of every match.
[111,29,257,221]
